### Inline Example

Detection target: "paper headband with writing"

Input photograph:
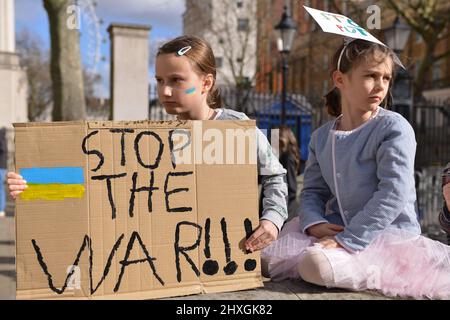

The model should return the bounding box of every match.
[303,6,405,70]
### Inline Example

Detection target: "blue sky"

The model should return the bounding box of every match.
[15,0,185,98]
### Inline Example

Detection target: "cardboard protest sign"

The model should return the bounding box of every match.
[14,120,263,300]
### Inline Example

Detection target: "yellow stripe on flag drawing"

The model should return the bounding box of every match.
[20,184,85,201]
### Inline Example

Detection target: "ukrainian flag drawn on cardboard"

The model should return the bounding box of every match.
[19,167,85,201]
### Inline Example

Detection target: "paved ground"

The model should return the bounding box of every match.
[0,214,15,300]
[164,278,392,300]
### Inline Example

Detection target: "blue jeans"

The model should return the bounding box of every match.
[0,168,6,212]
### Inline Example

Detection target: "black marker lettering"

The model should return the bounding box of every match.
[129,171,159,217]
[202,218,219,276]
[82,130,104,172]
[90,234,125,294]
[164,171,193,213]
[110,129,135,166]
[32,233,125,295]
[221,218,238,275]
[174,221,202,282]
[31,236,90,294]
[91,173,127,219]
[243,218,257,272]
[114,231,164,292]
[134,131,164,169]
[168,129,191,169]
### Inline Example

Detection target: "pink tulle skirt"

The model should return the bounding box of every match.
[261,217,450,299]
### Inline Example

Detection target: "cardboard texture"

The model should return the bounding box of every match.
[14,120,262,300]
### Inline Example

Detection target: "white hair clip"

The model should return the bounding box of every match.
[177,46,192,56]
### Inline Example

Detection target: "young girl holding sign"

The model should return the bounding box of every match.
[7,35,288,253]
[261,37,450,299]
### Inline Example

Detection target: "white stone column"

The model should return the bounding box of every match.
[0,0,27,172]
[0,0,28,128]
[107,24,151,121]
[0,0,15,53]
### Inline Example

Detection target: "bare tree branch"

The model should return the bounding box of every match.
[384,0,450,99]
[16,29,52,121]
[384,0,422,32]
[434,49,450,62]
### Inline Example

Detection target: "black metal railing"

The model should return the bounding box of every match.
[423,77,450,91]
[149,84,313,120]
[413,100,450,168]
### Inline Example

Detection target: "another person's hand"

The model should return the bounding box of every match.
[316,236,343,249]
[6,172,27,199]
[443,183,450,211]
[245,220,279,252]
[306,222,344,239]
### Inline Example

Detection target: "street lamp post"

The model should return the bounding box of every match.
[384,16,413,122]
[275,6,297,125]
[384,16,411,55]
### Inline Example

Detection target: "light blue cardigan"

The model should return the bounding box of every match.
[299,107,421,252]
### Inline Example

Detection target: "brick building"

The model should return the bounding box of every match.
[256,0,450,105]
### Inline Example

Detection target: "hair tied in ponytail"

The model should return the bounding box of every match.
[324,87,341,117]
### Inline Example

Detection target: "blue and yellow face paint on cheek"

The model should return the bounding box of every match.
[184,87,196,95]
[19,167,85,201]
